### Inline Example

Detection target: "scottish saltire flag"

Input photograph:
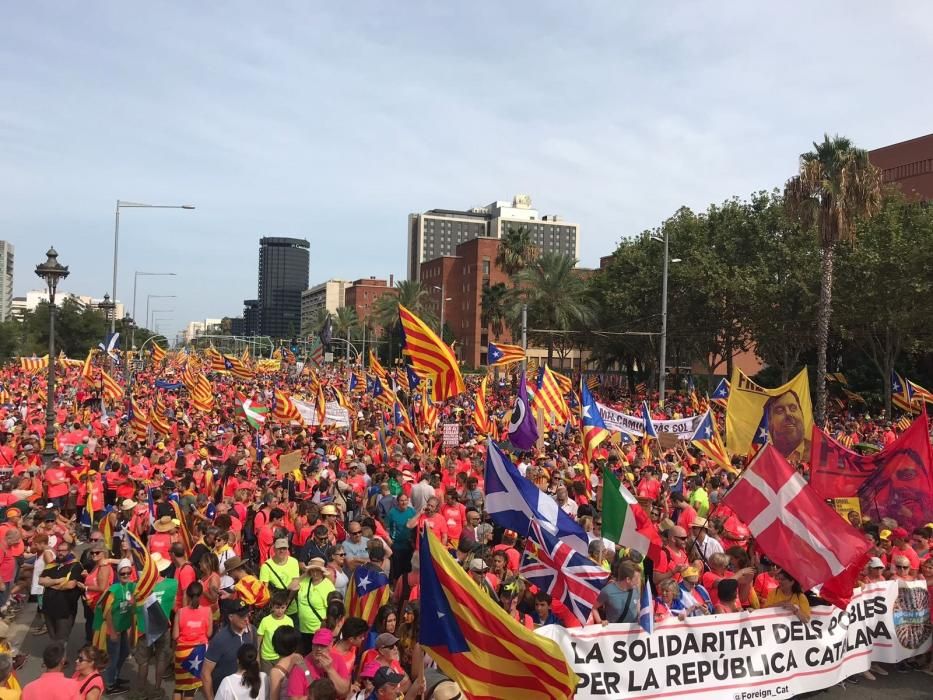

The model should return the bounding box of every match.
[641,401,658,438]
[99,332,120,355]
[484,440,590,555]
[520,521,608,624]
[638,582,654,634]
[346,564,392,627]
[670,469,684,497]
[507,371,538,449]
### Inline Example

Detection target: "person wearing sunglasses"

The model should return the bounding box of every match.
[72,645,107,700]
[100,559,136,695]
[78,541,114,646]
[891,555,914,581]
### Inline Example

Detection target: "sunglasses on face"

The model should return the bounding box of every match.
[896,565,909,570]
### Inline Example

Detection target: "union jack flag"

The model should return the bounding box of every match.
[520,520,608,624]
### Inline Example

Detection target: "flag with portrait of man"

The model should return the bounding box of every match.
[725,367,813,462]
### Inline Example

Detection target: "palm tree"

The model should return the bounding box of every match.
[511,252,594,365]
[784,134,882,424]
[496,225,538,277]
[370,280,437,335]
[481,282,510,340]
[333,306,359,338]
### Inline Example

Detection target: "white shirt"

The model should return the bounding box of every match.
[214,671,269,700]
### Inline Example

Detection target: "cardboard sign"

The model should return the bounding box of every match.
[442,423,460,447]
[277,450,303,475]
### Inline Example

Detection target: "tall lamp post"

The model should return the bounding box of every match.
[650,231,681,407]
[133,271,175,348]
[111,200,194,334]
[432,285,451,338]
[122,316,136,402]
[146,295,176,332]
[35,248,69,465]
[97,292,116,328]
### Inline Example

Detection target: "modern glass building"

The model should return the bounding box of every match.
[257,237,309,340]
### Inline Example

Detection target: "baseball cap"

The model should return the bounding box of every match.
[468,558,489,573]
[220,599,250,617]
[360,661,381,680]
[879,529,891,541]
[375,632,400,648]
[373,667,405,689]
[312,628,334,646]
[274,538,290,550]
[892,527,908,540]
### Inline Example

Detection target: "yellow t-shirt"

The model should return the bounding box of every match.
[256,613,295,662]
[765,589,810,618]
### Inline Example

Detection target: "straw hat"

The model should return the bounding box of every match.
[152,516,177,533]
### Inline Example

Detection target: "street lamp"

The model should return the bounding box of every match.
[111,200,194,334]
[149,309,174,331]
[146,295,176,332]
[34,247,69,466]
[122,315,136,401]
[432,285,452,338]
[97,292,116,326]
[650,232,682,407]
[133,271,175,348]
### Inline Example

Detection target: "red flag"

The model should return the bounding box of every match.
[809,412,933,532]
[722,444,870,593]
[819,552,872,610]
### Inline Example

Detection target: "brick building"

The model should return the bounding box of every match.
[869,133,933,201]
[419,237,515,368]
[344,277,397,325]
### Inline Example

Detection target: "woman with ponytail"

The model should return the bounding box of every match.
[173,581,213,700]
[214,643,268,700]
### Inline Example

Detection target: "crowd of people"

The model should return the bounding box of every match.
[0,353,930,700]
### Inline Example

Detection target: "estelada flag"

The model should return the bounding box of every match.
[722,444,870,594]
[810,411,933,533]
[725,367,813,460]
[346,563,391,627]
[419,529,578,699]
[399,304,465,402]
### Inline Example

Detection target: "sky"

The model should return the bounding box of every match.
[3,2,932,342]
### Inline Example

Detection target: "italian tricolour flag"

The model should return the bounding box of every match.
[602,466,662,561]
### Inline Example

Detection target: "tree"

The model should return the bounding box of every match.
[510,252,594,365]
[480,282,510,340]
[496,225,538,277]
[370,280,436,334]
[784,134,882,424]
[834,191,933,415]
[20,299,109,358]
[333,306,359,338]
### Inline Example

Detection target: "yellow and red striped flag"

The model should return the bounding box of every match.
[151,343,166,365]
[20,355,49,374]
[125,530,159,601]
[551,368,572,396]
[419,386,438,433]
[149,405,171,435]
[101,369,123,403]
[192,374,214,413]
[129,398,149,440]
[398,304,465,402]
[472,376,492,436]
[346,564,391,627]
[393,399,422,452]
[486,341,525,367]
[314,382,327,426]
[368,350,387,380]
[81,350,96,380]
[418,529,578,699]
[273,389,303,424]
[532,365,570,426]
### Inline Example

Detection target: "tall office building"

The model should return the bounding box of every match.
[257,237,310,339]
[300,279,351,337]
[407,194,579,280]
[0,241,12,322]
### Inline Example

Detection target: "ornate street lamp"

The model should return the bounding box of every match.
[34,248,69,465]
[97,292,116,324]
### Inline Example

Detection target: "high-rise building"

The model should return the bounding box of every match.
[869,133,933,201]
[407,194,579,280]
[243,300,260,336]
[0,241,12,322]
[300,279,351,337]
[257,237,309,340]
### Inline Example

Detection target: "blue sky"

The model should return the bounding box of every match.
[3,2,931,341]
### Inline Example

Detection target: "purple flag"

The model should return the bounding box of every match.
[508,371,538,450]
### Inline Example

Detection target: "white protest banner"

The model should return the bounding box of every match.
[293,400,351,428]
[596,402,702,440]
[538,581,930,699]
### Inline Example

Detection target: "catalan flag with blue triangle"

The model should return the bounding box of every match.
[418,529,578,699]
[345,564,392,628]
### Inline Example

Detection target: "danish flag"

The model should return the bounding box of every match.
[722,444,870,592]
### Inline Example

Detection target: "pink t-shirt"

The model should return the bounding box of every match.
[285,653,349,698]
[23,672,80,700]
